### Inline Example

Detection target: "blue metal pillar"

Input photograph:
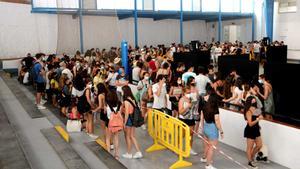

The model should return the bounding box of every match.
[79,0,84,54]
[121,40,129,75]
[180,0,183,44]
[252,0,255,41]
[218,0,222,42]
[265,0,274,41]
[134,0,138,48]
[153,0,155,11]
[200,0,203,12]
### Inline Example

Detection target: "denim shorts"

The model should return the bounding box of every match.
[203,122,219,140]
[126,116,133,127]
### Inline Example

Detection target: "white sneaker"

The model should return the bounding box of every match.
[88,133,98,139]
[205,165,217,169]
[141,124,146,130]
[41,99,47,105]
[37,104,46,110]
[190,149,198,156]
[200,157,207,163]
[122,153,133,159]
[133,152,143,159]
[110,145,114,150]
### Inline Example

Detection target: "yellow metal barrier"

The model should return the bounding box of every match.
[146,109,192,169]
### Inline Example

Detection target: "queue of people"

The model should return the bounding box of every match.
[17,41,276,169]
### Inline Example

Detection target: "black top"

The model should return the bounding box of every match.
[199,97,219,124]
[22,56,35,69]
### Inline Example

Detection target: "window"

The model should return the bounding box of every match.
[279,0,297,13]
[202,0,219,12]
[97,0,134,10]
[221,0,240,12]
[183,0,192,11]
[57,0,79,8]
[33,0,79,8]
[155,0,180,11]
[241,0,253,13]
[33,0,57,8]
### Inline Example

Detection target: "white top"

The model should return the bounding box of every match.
[152,83,167,109]
[71,87,85,97]
[215,47,222,56]
[254,43,260,53]
[132,67,141,84]
[23,72,29,84]
[233,87,243,104]
[195,74,211,95]
[182,72,196,84]
[106,72,118,87]
[62,68,73,81]
[106,106,118,120]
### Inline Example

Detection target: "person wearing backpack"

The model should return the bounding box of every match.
[105,91,123,159]
[121,86,143,159]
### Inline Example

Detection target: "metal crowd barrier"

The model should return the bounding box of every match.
[146,109,192,169]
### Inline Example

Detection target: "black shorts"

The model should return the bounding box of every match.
[179,118,195,126]
[36,82,45,93]
[99,109,109,127]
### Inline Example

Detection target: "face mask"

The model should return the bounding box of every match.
[144,76,149,80]
[258,79,263,84]
[185,94,191,99]
[88,84,92,89]
[100,66,105,70]
[76,62,80,67]
[163,83,166,87]
[177,80,182,85]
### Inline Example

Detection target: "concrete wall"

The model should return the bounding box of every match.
[0,2,207,58]
[220,108,300,169]
[206,18,253,43]
[0,2,58,59]
[273,1,300,60]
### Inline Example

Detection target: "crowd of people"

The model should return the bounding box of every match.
[18,40,277,169]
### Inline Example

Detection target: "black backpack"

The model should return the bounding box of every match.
[125,99,144,127]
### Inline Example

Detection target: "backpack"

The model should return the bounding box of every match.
[126,99,144,127]
[108,104,123,133]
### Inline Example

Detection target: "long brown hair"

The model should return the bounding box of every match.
[243,96,255,120]
[122,86,135,101]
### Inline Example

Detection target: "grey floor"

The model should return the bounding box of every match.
[0,74,289,169]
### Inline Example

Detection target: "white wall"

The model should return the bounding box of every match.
[0,2,207,58]
[220,108,300,169]
[0,2,58,59]
[273,1,300,60]
[206,18,252,43]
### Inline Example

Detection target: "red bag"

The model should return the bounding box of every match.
[108,104,123,133]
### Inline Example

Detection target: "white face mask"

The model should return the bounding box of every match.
[177,80,182,85]
[258,79,263,84]
[185,94,191,99]
[144,76,149,80]
[163,83,166,87]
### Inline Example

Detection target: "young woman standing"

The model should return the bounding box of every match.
[200,91,224,169]
[244,96,263,169]
[122,86,143,159]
